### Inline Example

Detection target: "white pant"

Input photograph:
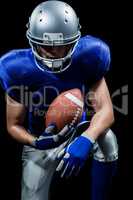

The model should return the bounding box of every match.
[21,129,118,200]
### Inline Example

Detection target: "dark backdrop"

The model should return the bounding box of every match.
[0,0,129,200]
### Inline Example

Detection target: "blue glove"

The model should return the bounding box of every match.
[56,134,94,178]
[32,124,75,150]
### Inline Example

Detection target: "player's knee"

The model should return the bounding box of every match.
[93,129,118,162]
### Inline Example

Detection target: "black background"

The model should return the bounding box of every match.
[0,0,129,200]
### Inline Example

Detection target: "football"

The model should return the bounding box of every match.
[45,88,84,131]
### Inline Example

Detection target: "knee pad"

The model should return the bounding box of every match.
[92,129,118,162]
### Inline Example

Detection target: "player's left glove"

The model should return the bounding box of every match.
[56,133,95,178]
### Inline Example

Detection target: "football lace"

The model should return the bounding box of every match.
[69,107,82,128]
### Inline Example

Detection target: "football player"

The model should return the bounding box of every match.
[0,1,118,200]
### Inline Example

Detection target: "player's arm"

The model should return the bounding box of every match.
[56,77,114,177]
[6,95,36,145]
[84,77,114,141]
[6,95,74,149]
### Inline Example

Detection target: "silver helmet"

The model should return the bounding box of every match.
[26,0,81,73]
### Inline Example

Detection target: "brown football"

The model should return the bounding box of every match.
[45,88,84,131]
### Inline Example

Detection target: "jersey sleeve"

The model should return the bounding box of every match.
[0,51,23,102]
[95,41,111,81]
[82,39,111,86]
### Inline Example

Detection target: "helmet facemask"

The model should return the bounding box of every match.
[29,39,80,73]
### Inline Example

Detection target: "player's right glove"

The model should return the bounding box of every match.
[31,123,75,150]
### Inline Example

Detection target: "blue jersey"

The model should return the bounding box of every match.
[0,35,111,135]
